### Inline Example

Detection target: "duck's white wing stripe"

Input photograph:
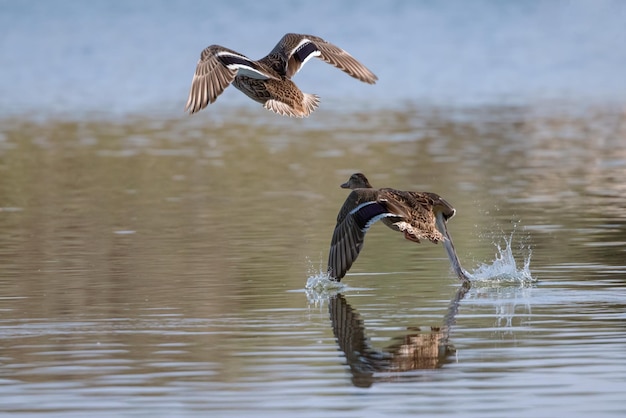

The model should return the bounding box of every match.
[290,40,321,74]
[349,201,378,215]
[362,213,396,233]
[216,51,272,79]
[349,201,396,233]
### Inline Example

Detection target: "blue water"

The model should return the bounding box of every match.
[1,0,626,117]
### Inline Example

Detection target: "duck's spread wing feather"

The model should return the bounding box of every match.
[185,46,239,113]
[280,33,378,83]
[328,190,399,280]
[185,45,276,114]
[310,36,378,83]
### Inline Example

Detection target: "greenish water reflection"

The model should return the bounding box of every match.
[0,104,625,416]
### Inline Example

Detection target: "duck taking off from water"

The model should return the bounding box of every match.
[185,33,377,117]
[328,173,471,284]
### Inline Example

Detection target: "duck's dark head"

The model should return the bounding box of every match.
[340,173,373,189]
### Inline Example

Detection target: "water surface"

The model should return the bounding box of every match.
[1,105,625,417]
[1,1,626,417]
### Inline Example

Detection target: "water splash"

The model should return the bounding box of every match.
[303,231,535,303]
[304,272,346,306]
[467,233,535,286]
[305,272,346,292]
[302,253,346,305]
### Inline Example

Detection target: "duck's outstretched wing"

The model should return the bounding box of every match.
[185,45,276,114]
[274,33,378,83]
[328,190,401,281]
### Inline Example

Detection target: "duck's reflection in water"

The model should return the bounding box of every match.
[329,283,469,387]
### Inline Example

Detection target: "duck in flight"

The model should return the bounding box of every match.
[185,33,377,117]
[327,173,471,284]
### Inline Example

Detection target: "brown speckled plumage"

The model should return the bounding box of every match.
[185,33,377,117]
[328,173,470,283]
